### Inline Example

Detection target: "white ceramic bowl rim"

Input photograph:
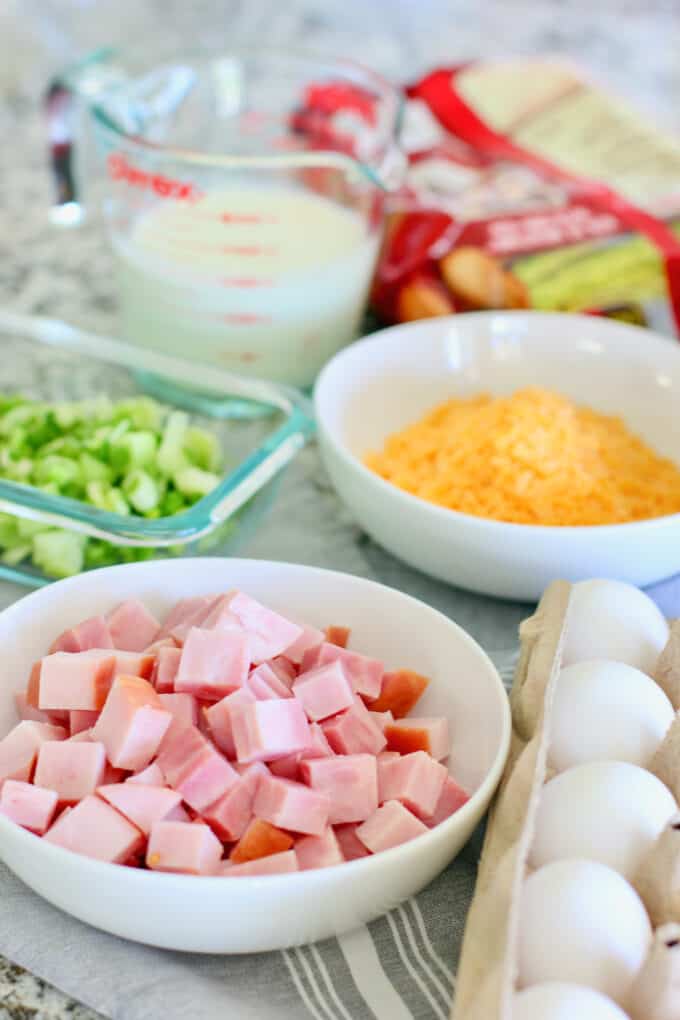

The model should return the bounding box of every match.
[0,559,511,889]
[315,311,680,537]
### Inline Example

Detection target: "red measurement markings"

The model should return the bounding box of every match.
[107,153,201,202]
[219,312,272,325]
[160,236,277,257]
[220,277,274,288]
[163,209,279,225]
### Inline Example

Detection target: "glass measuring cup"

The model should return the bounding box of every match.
[47,47,404,389]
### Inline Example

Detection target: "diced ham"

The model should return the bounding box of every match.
[385,717,450,761]
[295,827,344,870]
[232,700,312,764]
[45,794,144,863]
[153,646,182,694]
[301,643,383,700]
[322,697,387,756]
[368,669,430,719]
[14,692,51,724]
[301,754,378,825]
[102,762,127,785]
[378,751,447,820]
[26,662,41,709]
[92,675,172,771]
[166,597,220,644]
[269,751,303,781]
[0,780,58,834]
[0,721,67,790]
[175,627,249,700]
[96,649,155,680]
[204,687,256,758]
[292,660,354,722]
[423,777,470,827]
[202,765,263,842]
[378,750,401,761]
[34,740,106,805]
[174,744,239,812]
[325,625,351,649]
[304,722,335,760]
[97,783,181,835]
[221,850,298,876]
[38,652,116,712]
[68,728,93,743]
[155,719,207,786]
[282,624,325,666]
[247,663,293,701]
[356,800,428,853]
[146,820,222,875]
[369,710,394,731]
[143,637,178,655]
[334,823,371,861]
[49,615,114,654]
[158,692,198,726]
[268,656,297,688]
[166,803,192,823]
[229,817,294,863]
[69,709,99,736]
[220,591,303,664]
[254,774,329,836]
[107,599,160,652]
[126,762,164,786]
[158,596,217,640]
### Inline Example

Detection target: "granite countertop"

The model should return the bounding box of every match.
[1,1,680,1016]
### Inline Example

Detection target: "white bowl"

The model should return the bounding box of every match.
[315,311,680,600]
[0,558,510,953]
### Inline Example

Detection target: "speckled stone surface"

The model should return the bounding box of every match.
[0,1,679,1016]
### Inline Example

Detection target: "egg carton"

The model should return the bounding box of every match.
[452,581,680,1019]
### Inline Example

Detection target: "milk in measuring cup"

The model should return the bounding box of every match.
[115,187,379,387]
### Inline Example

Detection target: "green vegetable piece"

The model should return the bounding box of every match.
[0,404,46,436]
[32,456,81,490]
[174,466,221,498]
[157,411,189,477]
[0,514,19,548]
[84,540,121,570]
[16,518,53,539]
[32,530,86,578]
[85,481,130,516]
[183,426,222,472]
[160,490,186,517]
[112,398,163,431]
[110,431,158,473]
[79,452,112,484]
[122,469,159,514]
[2,543,32,566]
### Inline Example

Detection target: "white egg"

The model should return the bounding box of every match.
[529,761,676,879]
[563,579,669,674]
[513,982,631,1020]
[549,660,675,771]
[518,859,651,1002]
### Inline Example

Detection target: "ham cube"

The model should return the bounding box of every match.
[166,597,220,644]
[158,595,216,639]
[218,591,303,665]
[325,625,350,649]
[322,697,387,756]
[126,762,164,786]
[378,751,447,820]
[221,850,298,876]
[34,740,106,805]
[202,765,263,842]
[229,817,294,863]
[385,718,450,761]
[49,615,113,654]
[368,669,430,719]
[68,728,93,743]
[103,650,155,680]
[295,827,344,870]
[38,651,115,711]
[92,675,172,771]
[107,599,160,652]
[301,754,378,825]
[0,721,67,789]
[102,762,127,785]
[204,687,256,758]
[44,794,143,863]
[232,700,312,764]
[144,636,178,655]
[97,783,181,835]
[301,643,383,700]
[155,719,207,786]
[282,624,325,666]
[292,660,354,722]
[268,656,297,688]
[423,777,470,827]
[304,722,335,760]
[175,627,249,700]
[158,692,198,726]
[69,709,99,736]
[153,646,182,694]
[146,820,222,875]
[356,801,428,853]
[369,710,394,732]
[1,780,58,834]
[254,774,329,836]
[14,692,52,724]
[174,744,239,812]
[334,823,371,861]
[26,662,41,709]
[247,663,293,701]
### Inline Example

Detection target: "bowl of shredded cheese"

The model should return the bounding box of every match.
[314,311,680,599]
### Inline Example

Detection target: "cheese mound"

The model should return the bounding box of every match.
[364,387,680,526]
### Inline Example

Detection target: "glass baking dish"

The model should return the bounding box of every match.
[0,310,315,588]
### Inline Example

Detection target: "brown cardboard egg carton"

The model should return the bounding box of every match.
[452,581,680,1020]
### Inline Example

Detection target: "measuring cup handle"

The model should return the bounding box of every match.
[44,48,123,227]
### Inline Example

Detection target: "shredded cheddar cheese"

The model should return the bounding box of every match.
[364,387,680,526]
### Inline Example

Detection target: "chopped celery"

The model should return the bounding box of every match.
[157,411,189,476]
[0,514,19,547]
[174,466,221,498]
[32,531,86,578]
[16,518,53,539]
[86,481,130,515]
[184,426,222,472]
[33,455,81,489]
[79,452,112,484]
[160,490,186,516]
[2,543,32,566]
[110,431,158,472]
[122,469,159,514]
